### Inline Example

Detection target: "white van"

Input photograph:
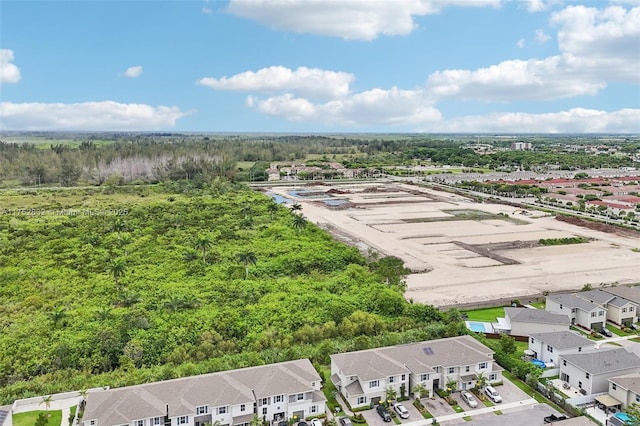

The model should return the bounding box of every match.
[484,385,502,403]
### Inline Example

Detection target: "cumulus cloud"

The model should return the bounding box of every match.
[0,49,21,84]
[0,101,186,131]
[251,88,441,127]
[524,0,546,12]
[426,4,638,102]
[197,66,355,99]
[123,66,143,78]
[516,38,525,48]
[226,0,501,40]
[551,5,640,82]
[430,108,640,133]
[535,28,551,44]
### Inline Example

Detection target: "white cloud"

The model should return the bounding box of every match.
[0,101,186,131]
[430,108,640,133]
[427,56,606,102]
[197,66,355,99]
[123,66,143,78]
[252,88,441,126]
[535,28,551,44]
[0,49,21,84]
[516,38,525,48]
[551,5,640,82]
[524,0,546,12]
[226,0,501,40]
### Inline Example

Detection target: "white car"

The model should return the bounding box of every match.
[484,385,502,403]
[311,419,323,426]
[460,391,478,408]
[392,402,410,419]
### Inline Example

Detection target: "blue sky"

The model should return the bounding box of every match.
[1,0,639,133]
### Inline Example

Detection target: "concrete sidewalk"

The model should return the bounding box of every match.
[399,398,538,425]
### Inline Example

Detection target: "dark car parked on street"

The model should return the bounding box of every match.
[376,405,392,422]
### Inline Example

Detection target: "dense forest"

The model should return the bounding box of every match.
[0,183,456,404]
[0,132,638,188]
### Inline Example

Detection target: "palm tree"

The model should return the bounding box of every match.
[237,251,257,279]
[40,395,53,418]
[78,389,88,401]
[195,234,212,264]
[290,202,302,213]
[292,214,307,233]
[385,386,397,405]
[475,371,488,391]
[50,306,67,327]
[411,383,428,400]
[267,202,279,220]
[112,218,125,240]
[119,232,132,256]
[164,295,184,312]
[108,258,127,292]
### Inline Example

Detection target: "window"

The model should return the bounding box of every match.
[465,366,470,372]
[262,408,267,416]
[274,395,283,403]
[401,374,406,381]
[635,394,640,403]
[217,407,228,415]
[623,307,627,313]
[153,418,162,425]
[196,406,208,415]
[479,362,487,369]
[599,311,604,317]
[630,306,635,312]
[261,397,269,406]
[136,421,144,426]
[178,417,189,425]
[613,384,617,390]
[369,380,379,388]
[560,304,563,309]
[586,373,590,379]
[578,347,582,352]
[448,367,455,374]
[563,360,567,366]
[489,374,497,381]
[571,308,577,313]
[90,422,96,426]
[297,393,304,401]
[547,345,553,353]
[420,374,428,381]
[357,396,367,405]
[591,312,597,317]
[240,404,246,412]
[311,405,318,413]
[578,382,582,389]
[530,337,534,343]
[388,376,395,383]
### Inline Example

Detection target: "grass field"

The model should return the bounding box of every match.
[13,410,62,426]
[463,306,505,322]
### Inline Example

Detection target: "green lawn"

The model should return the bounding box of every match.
[463,306,505,322]
[608,325,632,337]
[529,301,545,309]
[13,410,62,426]
[318,365,345,415]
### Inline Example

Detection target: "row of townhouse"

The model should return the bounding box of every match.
[546,287,640,330]
[527,330,640,396]
[330,335,503,408]
[81,359,326,426]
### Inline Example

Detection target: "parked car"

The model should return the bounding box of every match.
[484,385,502,403]
[601,327,613,337]
[311,419,323,426]
[460,391,478,408]
[392,402,409,419]
[544,414,567,423]
[376,405,392,422]
[298,422,308,426]
[277,422,288,426]
[339,417,352,426]
[630,323,638,330]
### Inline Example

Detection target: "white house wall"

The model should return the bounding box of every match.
[510,321,568,337]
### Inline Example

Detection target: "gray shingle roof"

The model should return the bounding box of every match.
[529,331,593,350]
[603,286,640,306]
[505,307,570,325]
[609,374,640,394]
[83,359,322,425]
[576,290,615,306]
[561,348,640,375]
[547,294,599,312]
[331,335,494,380]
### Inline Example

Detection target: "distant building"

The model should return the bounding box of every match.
[511,142,532,151]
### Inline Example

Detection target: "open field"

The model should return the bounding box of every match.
[264,181,640,307]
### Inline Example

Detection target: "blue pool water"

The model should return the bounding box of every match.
[532,359,546,368]
[266,193,292,204]
[468,322,486,332]
[615,413,631,423]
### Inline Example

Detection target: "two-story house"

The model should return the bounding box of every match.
[81,359,325,426]
[546,294,606,330]
[502,307,570,336]
[576,290,638,327]
[607,374,640,409]
[559,348,640,395]
[331,335,502,408]
[528,331,595,365]
[602,286,640,326]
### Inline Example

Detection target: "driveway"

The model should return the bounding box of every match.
[450,403,563,425]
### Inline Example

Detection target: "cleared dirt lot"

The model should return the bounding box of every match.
[266,182,640,307]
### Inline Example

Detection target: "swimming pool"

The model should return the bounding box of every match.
[615,413,632,423]
[468,322,487,333]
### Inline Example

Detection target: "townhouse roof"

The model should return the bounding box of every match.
[331,335,494,380]
[547,294,600,312]
[576,290,616,306]
[561,348,640,375]
[504,307,570,325]
[603,286,640,306]
[529,331,593,350]
[609,374,640,394]
[83,359,321,425]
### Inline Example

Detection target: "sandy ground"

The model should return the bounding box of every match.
[266,182,640,307]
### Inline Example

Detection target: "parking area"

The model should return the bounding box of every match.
[449,403,563,425]
[359,401,426,426]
